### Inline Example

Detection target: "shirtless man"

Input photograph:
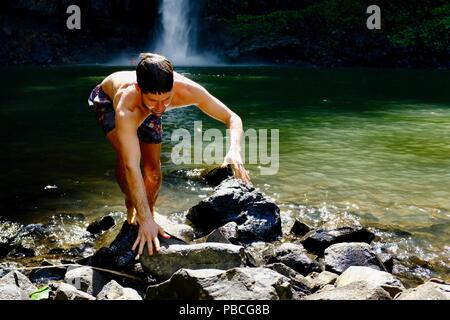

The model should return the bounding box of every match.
[88,53,250,257]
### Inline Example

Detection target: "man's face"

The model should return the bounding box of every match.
[141,91,173,117]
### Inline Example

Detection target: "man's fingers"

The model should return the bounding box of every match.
[138,238,146,256]
[162,232,171,239]
[153,237,161,253]
[235,164,245,180]
[132,234,140,252]
[235,164,251,184]
[159,227,171,239]
[147,239,154,256]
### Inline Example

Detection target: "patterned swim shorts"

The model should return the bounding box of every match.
[87,85,162,144]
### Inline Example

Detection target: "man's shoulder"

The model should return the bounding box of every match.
[175,76,208,100]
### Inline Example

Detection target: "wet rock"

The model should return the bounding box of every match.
[300,227,375,256]
[0,220,22,258]
[391,256,437,287]
[7,245,35,258]
[96,280,142,300]
[0,261,23,278]
[200,165,233,186]
[87,214,116,236]
[264,263,313,295]
[29,260,67,285]
[88,222,138,270]
[0,271,37,300]
[88,221,186,271]
[290,219,311,237]
[146,267,295,300]
[140,243,246,281]
[267,243,321,276]
[206,222,239,244]
[304,281,392,300]
[64,266,109,297]
[376,251,395,273]
[336,266,404,298]
[305,271,339,292]
[49,246,85,257]
[187,177,282,243]
[243,241,276,267]
[17,223,48,240]
[48,282,95,300]
[395,279,450,300]
[154,213,195,244]
[324,242,386,274]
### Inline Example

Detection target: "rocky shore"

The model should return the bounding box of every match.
[1,168,449,300]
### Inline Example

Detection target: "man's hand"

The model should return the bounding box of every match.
[132,218,171,257]
[221,149,251,183]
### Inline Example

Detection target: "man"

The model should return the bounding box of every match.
[88,53,250,258]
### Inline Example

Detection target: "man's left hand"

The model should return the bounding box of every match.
[221,149,251,183]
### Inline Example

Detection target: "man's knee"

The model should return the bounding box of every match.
[143,164,162,183]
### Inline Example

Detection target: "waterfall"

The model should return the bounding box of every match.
[154,0,217,66]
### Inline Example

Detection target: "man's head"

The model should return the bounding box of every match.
[135,53,174,116]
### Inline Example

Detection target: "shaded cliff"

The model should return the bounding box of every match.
[0,0,158,65]
[196,0,450,68]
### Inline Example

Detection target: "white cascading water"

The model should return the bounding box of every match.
[154,0,217,66]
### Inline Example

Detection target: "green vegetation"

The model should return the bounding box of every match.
[217,0,449,67]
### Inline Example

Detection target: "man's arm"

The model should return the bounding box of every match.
[114,106,170,256]
[191,85,251,183]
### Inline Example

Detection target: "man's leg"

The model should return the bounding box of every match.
[140,142,162,215]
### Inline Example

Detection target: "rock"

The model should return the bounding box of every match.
[377,251,395,273]
[0,261,22,278]
[48,282,95,300]
[140,243,246,281]
[324,242,386,274]
[0,220,22,258]
[187,177,282,243]
[87,214,116,236]
[0,271,37,300]
[267,243,321,276]
[96,280,142,300]
[244,241,276,267]
[89,220,187,271]
[336,266,404,298]
[200,164,233,186]
[64,266,109,296]
[290,219,311,237]
[7,244,35,258]
[153,213,195,243]
[304,281,392,300]
[17,223,48,239]
[395,280,450,300]
[206,222,239,244]
[29,260,67,284]
[300,227,375,256]
[87,221,139,269]
[0,284,22,300]
[305,271,339,292]
[264,263,313,295]
[146,267,295,300]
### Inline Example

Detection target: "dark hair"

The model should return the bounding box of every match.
[136,53,174,94]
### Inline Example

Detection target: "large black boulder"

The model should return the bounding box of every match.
[300,227,375,256]
[186,178,282,243]
[86,221,186,271]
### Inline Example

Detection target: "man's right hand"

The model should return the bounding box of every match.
[132,218,171,257]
